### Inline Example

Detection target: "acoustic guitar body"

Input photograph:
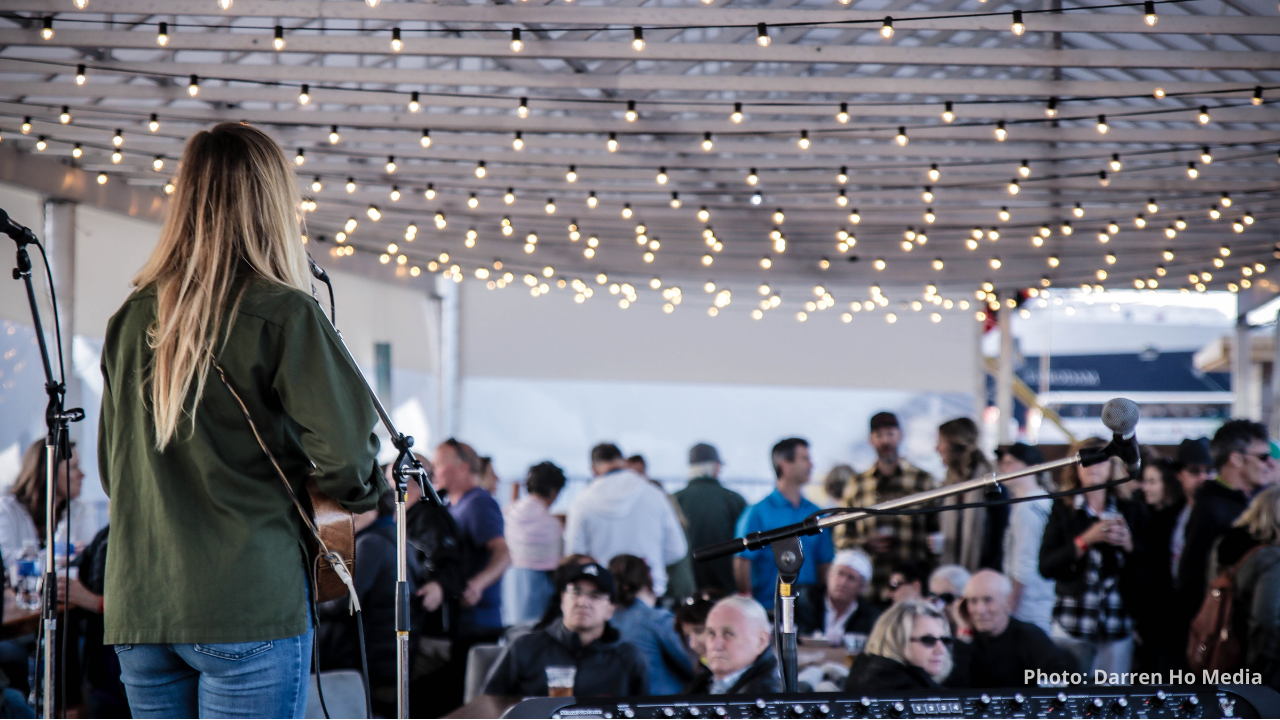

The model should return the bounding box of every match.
[302,477,357,604]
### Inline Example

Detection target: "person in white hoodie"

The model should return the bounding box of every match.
[565,443,688,596]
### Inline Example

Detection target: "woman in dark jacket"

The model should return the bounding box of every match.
[1210,486,1280,692]
[1039,439,1143,677]
[844,600,953,692]
[1133,452,1186,672]
[99,123,385,718]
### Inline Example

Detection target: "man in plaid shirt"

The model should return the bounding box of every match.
[835,412,944,595]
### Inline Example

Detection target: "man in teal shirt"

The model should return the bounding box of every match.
[734,438,835,608]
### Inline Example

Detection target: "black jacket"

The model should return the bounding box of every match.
[965,618,1078,688]
[1134,499,1187,672]
[674,476,747,595]
[684,649,782,695]
[1177,480,1249,627]
[1215,527,1280,692]
[794,586,881,637]
[484,620,649,697]
[843,653,938,692]
[1038,497,1144,611]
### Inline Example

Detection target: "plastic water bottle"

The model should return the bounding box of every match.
[15,541,42,610]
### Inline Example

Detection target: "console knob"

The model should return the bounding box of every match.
[860,697,872,708]
[1115,698,1129,709]
[1155,690,1167,704]
[980,693,991,706]
[790,704,806,718]
[1057,692,1069,705]
[623,711,635,719]
[890,701,905,716]
[714,708,727,718]
[1013,693,1026,706]
[687,707,701,718]
[817,704,830,717]
[756,699,767,709]
[662,708,675,718]
[1220,698,1236,717]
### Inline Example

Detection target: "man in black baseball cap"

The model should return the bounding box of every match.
[675,443,747,595]
[484,561,648,697]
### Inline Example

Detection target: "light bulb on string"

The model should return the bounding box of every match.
[41,17,53,40]
[1253,86,1264,106]
[838,166,849,184]
[420,129,431,148]
[1221,193,1232,207]
[152,156,165,171]
[1098,171,1110,186]
[149,114,160,132]
[504,188,516,204]
[624,100,638,123]
[408,91,420,112]
[756,22,770,46]
[798,130,810,149]
[1097,114,1108,133]
[96,172,107,185]
[632,26,645,51]
[670,192,682,209]
[391,27,403,52]
[59,106,71,124]
[1147,198,1159,213]
[1135,214,1146,228]
[1008,179,1020,195]
[837,102,850,124]
[1107,221,1120,235]
[607,133,618,152]
[1018,159,1030,177]
[698,206,710,222]
[1074,202,1085,218]
[468,193,479,209]
[75,64,86,85]
[311,177,323,193]
[1176,217,1187,230]
[329,126,340,144]
[512,131,524,151]
[111,129,123,147]
[566,165,578,183]
[1144,0,1157,25]
[34,136,46,151]
[622,203,633,219]
[994,121,1007,141]
[999,207,1010,222]
[1045,97,1058,117]
[188,75,200,97]
[751,192,762,206]
[881,17,894,38]
[747,168,759,185]
[157,21,168,45]
[475,161,486,178]
[298,84,310,104]
[510,28,523,52]
[702,132,714,151]
[730,102,743,124]
[1011,10,1025,34]
[1061,222,1073,235]
[516,97,530,119]
[656,167,668,184]
[273,25,285,51]
[1187,162,1198,178]
[111,150,122,164]
[424,184,436,200]
[922,187,933,203]
[895,127,908,146]
[385,156,396,173]
[1210,205,1221,220]
[942,102,954,123]
[71,143,82,159]
[294,148,305,166]
[1110,154,1122,172]
[1198,106,1210,124]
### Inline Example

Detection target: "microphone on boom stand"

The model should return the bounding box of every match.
[1079,397,1142,477]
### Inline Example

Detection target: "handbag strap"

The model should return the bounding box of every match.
[209,357,360,609]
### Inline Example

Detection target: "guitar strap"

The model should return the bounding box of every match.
[209,356,361,612]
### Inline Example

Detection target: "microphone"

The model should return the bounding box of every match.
[307,253,330,283]
[1079,397,1141,476]
[0,208,37,245]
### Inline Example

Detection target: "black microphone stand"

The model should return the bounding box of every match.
[307,258,441,720]
[5,214,83,720]
[695,451,1115,693]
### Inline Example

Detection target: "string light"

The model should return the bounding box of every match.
[702,132,714,151]
[273,25,285,51]
[1209,205,1221,220]
[1134,214,1146,228]
[71,143,82,158]
[1098,171,1110,186]
[928,164,940,181]
[408,91,420,112]
[1096,114,1108,133]
[656,167,668,184]
[922,187,934,203]
[112,129,123,147]
[475,161,487,178]
[1254,86,1264,106]
[345,217,358,233]
[420,129,431,148]
[504,188,516,204]
[994,121,1007,141]
[1008,179,1020,195]
[632,27,645,51]
[152,156,165,171]
[164,180,175,194]
[924,208,936,223]
[59,106,71,124]
[1176,217,1187,230]
[622,203,633,218]
[942,102,954,123]
[747,168,759,185]
[468,193,479,209]
[298,84,310,104]
[1200,147,1213,163]
[895,127,908,146]
[346,177,357,193]
[1221,193,1232,207]
[1144,0,1158,25]
[35,136,46,151]
[1147,198,1159,213]
[1011,10,1025,34]
[329,126,340,144]
[1074,203,1085,218]
[111,150,122,164]
[1061,222,1073,235]
[516,97,530,119]
[75,64,86,85]
[756,22,771,47]
[990,257,1002,269]
[294,148,305,165]
[1018,160,1031,177]
[367,205,382,221]
[385,155,397,173]
[607,133,618,152]
[512,131,524,150]
[41,17,53,40]
[730,103,743,124]
[311,177,323,192]
[837,103,850,124]
[154,21,170,46]
[670,192,682,209]
[773,208,786,224]
[1154,87,1166,98]
[1198,105,1210,124]
[1107,221,1120,235]
[838,166,849,184]
[97,172,107,185]
[188,75,200,97]
[1187,162,1198,178]
[587,191,597,208]
[510,28,523,52]
[1110,154,1122,172]
[149,114,160,132]
[999,207,1010,222]
[391,27,402,52]
[566,165,578,183]
[424,184,436,200]
[798,130,810,149]
[881,17,894,39]
[1045,97,1058,117]
[698,206,711,221]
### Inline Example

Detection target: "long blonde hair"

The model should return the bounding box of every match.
[865,599,953,683]
[134,123,310,449]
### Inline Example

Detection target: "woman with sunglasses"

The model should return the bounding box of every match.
[843,600,953,691]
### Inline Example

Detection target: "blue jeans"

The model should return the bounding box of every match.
[114,626,314,719]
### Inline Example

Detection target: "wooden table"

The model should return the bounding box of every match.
[796,637,851,669]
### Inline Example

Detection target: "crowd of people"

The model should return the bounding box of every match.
[4,411,1280,716]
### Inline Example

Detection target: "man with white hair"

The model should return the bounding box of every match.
[797,549,881,645]
[957,569,1076,688]
[684,597,782,695]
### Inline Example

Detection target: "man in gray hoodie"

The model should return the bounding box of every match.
[565,443,688,595]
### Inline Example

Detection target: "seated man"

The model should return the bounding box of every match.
[484,562,648,697]
[685,597,783,695]
[957,569,1077,688]
[796,550,881,645]
[881,561,927,607]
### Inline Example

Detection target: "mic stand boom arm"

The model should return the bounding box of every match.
[693,452,1094,696]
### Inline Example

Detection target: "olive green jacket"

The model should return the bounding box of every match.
[98,278,385,645]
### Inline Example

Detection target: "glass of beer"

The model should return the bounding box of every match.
[546,666,576,697]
